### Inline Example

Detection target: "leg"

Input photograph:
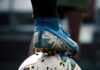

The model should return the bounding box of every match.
[67,11,83,44]
[29,0,79,56]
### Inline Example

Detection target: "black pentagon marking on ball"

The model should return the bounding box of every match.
[23,67,30,70]
[60,62,63,66]
[46,67,49,70]
[35,53,39,55]
[54,68,57,69]
[41,59,45,62]
[23,68,26,70]
[31,66,34,69]
[63,63,65,67]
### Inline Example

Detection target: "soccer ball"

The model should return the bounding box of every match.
[18,52,81,70]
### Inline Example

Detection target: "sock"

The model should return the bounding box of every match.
[31,0,57,18]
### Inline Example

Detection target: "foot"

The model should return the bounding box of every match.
[33,18,79,56]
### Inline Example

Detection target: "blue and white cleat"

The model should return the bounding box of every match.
[33,18,79,56]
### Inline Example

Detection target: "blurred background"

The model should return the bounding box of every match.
[0,0,100,70]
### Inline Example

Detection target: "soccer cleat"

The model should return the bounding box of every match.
[33,18,79,56]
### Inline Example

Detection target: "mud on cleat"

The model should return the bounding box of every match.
[33,18,79,56]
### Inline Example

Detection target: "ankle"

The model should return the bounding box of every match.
[34,18,59,30]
